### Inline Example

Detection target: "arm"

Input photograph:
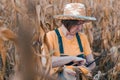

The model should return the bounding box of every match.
[52,56,86,68]
[52,56,75,68]
[81,34,96,71]
[86,53,96,71]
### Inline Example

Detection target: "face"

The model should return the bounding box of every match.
[69,20,85,35]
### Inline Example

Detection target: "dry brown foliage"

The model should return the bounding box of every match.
[0,0,120,80]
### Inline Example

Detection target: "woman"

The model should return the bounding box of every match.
[46,3,96,80]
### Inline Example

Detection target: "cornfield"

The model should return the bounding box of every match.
[0,0,120,80]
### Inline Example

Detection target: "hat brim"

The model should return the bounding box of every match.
[54,15,96,21]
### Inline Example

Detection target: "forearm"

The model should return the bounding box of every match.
[87,62,96,71]
[86,54,96,71]
[52,56,75,68]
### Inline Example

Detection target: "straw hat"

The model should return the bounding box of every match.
[54,3,96,21]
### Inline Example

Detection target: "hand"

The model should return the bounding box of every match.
[73,57,86,65]
[63,67,76,76]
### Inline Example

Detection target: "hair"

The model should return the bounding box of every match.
[61,20,79,31]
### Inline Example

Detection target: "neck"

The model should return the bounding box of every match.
[61,25,75,39]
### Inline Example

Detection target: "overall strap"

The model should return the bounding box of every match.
[76,33,83,52]
[55,29,64,54]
